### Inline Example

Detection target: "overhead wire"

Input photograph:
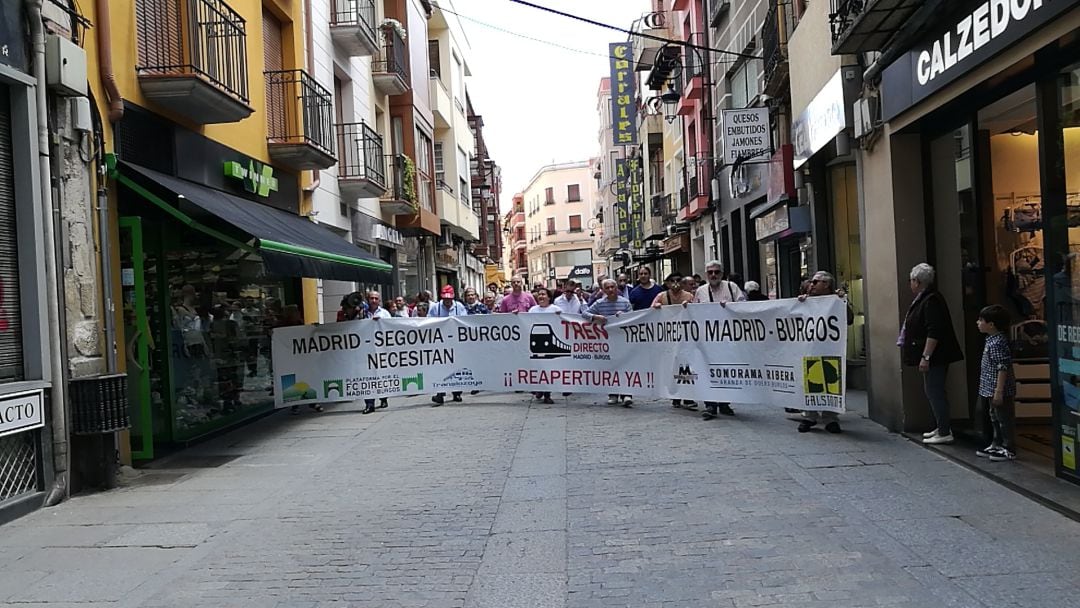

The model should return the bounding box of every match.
[434,3,743,69]
[506,0,761,61]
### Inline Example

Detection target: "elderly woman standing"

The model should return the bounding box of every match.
[901,263,964,444]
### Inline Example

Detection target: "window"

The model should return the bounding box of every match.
[544,187,554,205]
[730,61,760,109]
[434,142,445,186]
[428,40,441,78]
[567,184,581,202]
[546,217,556,235]
[460,177,469,204]
[416,129,434,211]
[568,215,582,232]
[452,53,465,107]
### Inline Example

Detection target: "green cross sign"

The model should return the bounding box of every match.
[224,160,279,197]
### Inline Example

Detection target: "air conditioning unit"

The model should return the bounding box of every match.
[665,225,678,237]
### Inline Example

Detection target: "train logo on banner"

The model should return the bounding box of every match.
[608,42,637,146]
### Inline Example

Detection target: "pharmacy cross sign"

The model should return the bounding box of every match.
[224,160,279,197]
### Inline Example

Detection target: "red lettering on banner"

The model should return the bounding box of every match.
[561,320,609,340]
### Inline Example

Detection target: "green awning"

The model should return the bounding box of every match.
[116,162,393,283]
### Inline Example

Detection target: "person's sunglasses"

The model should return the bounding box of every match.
[706,270,721,275]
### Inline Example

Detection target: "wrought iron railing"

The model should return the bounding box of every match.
[382,154,412,203]
[684,32,707,79]
[763,0,794,90]
[828,0,865,44]
[136,0,250,104]
[330,0,377,43]
[337,121,386,189]
[374,24,409,82]
[265,69,335,157]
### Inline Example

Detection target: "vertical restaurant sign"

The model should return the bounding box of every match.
[626,155,645,250]
[615,159,631,250]
[609,42,638,146]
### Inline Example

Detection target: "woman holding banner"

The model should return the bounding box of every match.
[528,288,559,404]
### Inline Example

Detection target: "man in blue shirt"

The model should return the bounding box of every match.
[429,285,469,317]
[585,278,634,407]
[430,285,467,406]
[628,266,663,310]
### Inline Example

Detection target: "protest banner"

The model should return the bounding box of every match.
[271,297,848,412]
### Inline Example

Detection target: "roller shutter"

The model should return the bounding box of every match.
[0,85,24,382]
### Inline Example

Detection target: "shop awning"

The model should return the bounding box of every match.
[116,162,392,283]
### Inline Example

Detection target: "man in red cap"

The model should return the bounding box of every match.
[430,285,468,406]
[429,285,468,318]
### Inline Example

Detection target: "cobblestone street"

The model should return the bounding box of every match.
[3,393,1080,607]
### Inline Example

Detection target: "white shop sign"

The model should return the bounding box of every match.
[0,389,44,438]
[791,70,846,169]
[721,107,771,165]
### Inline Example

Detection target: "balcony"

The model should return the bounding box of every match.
[135,0,252,124]
[709,0,731,27]
[265,69,336,170]
[829,0,925,55]
[336,121,386,199]
[762,0,795,97]
[373,25,410,96]
[437,181,480,240]
[430,75,452,129]
[680,32,707,102]
[645,44,681,91]
[380,154,418,214]
[633,12,670,72]
[330,0,379,57]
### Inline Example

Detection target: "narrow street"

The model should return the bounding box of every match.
[2,394,1079,607]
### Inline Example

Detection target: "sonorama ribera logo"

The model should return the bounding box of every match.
[674,364,698,385]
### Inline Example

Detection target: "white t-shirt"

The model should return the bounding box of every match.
[528,304,559,314]
[693,281,746,304]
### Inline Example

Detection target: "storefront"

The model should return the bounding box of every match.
[0,45,52,519]
[111,109,390,459]
[877,0,1080,482]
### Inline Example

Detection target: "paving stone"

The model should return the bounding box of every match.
[0,393,1078,607]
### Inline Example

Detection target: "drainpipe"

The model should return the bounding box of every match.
[94,0,123,122]
[27,0,70,506]
[303,0,320,194]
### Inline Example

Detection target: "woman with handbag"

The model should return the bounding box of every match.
[900,263,964,444]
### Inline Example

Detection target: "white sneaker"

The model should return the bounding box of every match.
[922,430,939,439]
[989,448,1016,462]
[923,433,954,445]
[607,395,619,405]
[621,397,633,407]
[976,445,1000,458]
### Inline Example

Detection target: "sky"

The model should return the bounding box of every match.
[446,0,650,212]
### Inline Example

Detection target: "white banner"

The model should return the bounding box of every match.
[272,298,848,412]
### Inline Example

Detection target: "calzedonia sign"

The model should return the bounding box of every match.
[882,0,1071,120]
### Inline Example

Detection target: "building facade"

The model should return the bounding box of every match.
[504,194,527,280]
[824,0,1080,484]
[0,1,96,522]
[522,162,598,288]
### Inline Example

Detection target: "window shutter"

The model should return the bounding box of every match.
[263,10,286,141]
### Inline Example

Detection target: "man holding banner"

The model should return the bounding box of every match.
[694,261,741,420]
[584,278,634,407]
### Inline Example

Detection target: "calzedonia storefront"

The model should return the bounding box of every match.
[112,107,390,459]
[879,0,1080,483]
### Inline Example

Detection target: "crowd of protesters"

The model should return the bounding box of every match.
[307,262,856,436]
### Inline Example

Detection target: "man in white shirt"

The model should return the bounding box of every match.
[692,260,746,305]
[362,291,391,414]
[692,260,742,419]
[553,279,587,315]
